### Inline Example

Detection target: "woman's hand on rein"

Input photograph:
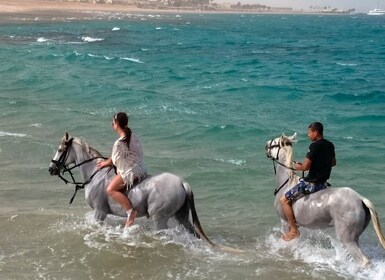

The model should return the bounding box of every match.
[97,160,107,169]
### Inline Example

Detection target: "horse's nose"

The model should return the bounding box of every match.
[49,167,57,175]
[265,145,271,158]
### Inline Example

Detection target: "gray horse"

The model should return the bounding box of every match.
[49,132,215,246]
[265,133,385,266]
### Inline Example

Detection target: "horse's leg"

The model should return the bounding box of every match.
[94,210,107,222]
[152,215,168,230]
[174,199,196,236]
[334,220,370,267]
[342,241,370,267]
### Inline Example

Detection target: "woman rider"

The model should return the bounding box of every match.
[97,112,147,227]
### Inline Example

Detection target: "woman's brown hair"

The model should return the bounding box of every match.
[114,112,132,148]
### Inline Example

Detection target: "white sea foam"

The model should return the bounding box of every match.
[28,123,42,128]
[112,27,120,31]
[215,158,246,166]
[52,211,218,255]
[120,57,143,64]
[337,62,358,67]
[0,131,29,138]
[263,227,385,280]
[87,53,100,58]
[81,36,104,42]
[37,37,48,42]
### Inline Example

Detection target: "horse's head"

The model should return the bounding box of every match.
[49,132,76,176]
[265,133,297,163]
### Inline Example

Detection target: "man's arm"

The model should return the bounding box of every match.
[295,158,312,171]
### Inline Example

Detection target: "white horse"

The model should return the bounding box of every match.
[49,132,215,246]
[265,133,385,266]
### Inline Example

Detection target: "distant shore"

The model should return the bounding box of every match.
[0,0,353,18]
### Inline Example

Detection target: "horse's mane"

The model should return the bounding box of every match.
[68,136,103,158]
[280,136,297,183]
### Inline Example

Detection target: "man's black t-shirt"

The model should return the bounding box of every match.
[304,138,335,183]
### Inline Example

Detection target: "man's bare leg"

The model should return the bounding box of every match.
[280,196,300,241]
[125,209,137,227]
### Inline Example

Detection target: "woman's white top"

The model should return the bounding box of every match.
[111,133,147,186]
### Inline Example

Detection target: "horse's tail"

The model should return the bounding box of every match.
[362,198,385,249]
[182,182,245,254]
[182,182,216,247]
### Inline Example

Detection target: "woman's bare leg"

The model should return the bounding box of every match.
[107,175,137,227]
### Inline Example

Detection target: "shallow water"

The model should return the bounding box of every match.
[1,12,385,279]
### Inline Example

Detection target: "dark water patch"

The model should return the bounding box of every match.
[324,92,385,105]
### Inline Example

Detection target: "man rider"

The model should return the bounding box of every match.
[280,122,336,241]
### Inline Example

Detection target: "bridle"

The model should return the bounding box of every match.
[266,138,298,196]
[50,137,108,204]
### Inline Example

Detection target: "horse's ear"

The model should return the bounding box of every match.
[288,132,297,143]
[279,134,287,146]
[65,132,69,140]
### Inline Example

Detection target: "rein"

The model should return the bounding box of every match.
[58,156,108,204]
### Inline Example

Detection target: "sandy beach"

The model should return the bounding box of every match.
[0,0,163,14]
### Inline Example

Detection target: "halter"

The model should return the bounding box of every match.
[266,138,297,196]
[51,137,107,204]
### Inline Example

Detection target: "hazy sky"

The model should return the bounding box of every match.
[218,0,382,12]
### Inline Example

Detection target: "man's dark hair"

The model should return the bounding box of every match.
[308,122,324,135]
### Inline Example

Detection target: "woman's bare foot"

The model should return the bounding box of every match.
[281,230,300,241]
[125,209,137,227]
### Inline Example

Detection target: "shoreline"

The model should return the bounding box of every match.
[0,0,354,18]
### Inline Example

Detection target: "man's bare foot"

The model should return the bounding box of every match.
[125,209,137,227]
[281,230,300,241]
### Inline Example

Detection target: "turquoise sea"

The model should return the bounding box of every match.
[1,11,385,279]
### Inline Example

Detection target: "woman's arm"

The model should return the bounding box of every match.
[97,158,113,169]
